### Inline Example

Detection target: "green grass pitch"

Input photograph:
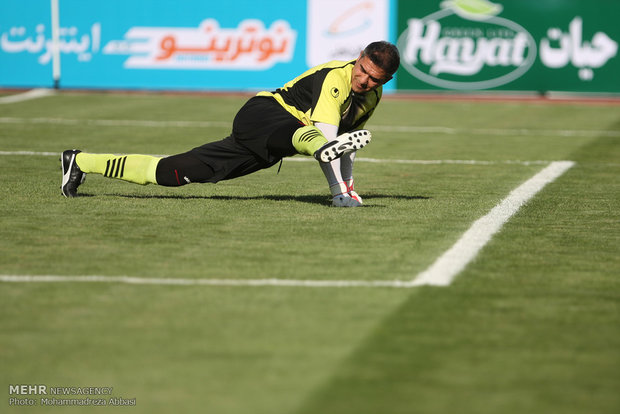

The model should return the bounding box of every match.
[0,91,619,413]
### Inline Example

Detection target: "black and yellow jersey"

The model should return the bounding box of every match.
[257,60,382,134]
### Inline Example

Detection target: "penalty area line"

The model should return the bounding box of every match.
[412,160,575,286]
[0,161,575,289]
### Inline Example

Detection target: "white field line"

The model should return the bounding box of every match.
[412,160,576,286]
[0,116,229,128]
[0,89,56,104]
[0,150,551,166]
[0,161,574,288]
[0,116,618,137]
[0,275,416,288]
[0,150,60,156]
[287,157,552,166]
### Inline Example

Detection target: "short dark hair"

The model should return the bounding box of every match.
[362,41,400,75]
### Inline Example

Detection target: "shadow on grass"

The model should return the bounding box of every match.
[94,192,431,206]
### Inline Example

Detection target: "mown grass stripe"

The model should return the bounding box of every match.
[0,163,575,289]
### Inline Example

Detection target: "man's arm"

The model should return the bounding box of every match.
[315,122,362,207]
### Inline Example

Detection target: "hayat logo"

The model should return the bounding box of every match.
[397,0,536,89]
[103,19,297,70]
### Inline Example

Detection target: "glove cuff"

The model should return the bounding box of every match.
[329,182,348,197]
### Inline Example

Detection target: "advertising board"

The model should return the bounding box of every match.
[0,0,393,91]
[3,0,616,94]
[396,0,620,93]
[0,0,305,90]
[307,0,391,66]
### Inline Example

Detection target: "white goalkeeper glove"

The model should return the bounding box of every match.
[330,181,362,207]
[332,193,363,207]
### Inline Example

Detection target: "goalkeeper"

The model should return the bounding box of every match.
[61,41,400,207]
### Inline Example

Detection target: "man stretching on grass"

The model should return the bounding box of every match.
[61,41,400,207]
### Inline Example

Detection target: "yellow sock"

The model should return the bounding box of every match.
[75,153,161,185]
[291,125,328,156]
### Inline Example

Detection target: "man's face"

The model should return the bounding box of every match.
[351,53,392,94]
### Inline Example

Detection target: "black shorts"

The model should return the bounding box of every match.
[156,96,304,186]
[233,95,304,162]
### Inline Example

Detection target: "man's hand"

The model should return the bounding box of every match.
[332,193,363,207]
[330,181,363,207]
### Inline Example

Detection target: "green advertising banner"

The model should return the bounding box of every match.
[396,0,620,94]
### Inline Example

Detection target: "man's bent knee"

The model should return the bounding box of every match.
[291,125,327,156]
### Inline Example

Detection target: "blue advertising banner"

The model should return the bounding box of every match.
[0,0,306,90]
[0,1,53,87]
[0,0,393,91]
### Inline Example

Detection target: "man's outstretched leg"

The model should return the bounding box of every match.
[61,150,163,197]
[61,140,245,197]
